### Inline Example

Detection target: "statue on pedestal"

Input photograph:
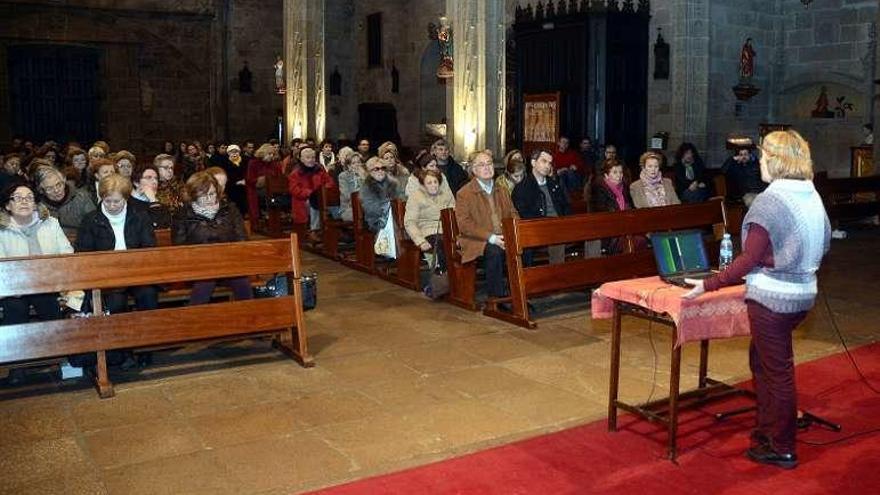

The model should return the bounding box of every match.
[274,55,286,95]
[428,16,454,79]
[740,38,756,81]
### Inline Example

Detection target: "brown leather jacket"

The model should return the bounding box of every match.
[454,178,518,263]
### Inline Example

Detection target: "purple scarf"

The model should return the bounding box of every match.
[640,169,667,207]
[605,178,627,211]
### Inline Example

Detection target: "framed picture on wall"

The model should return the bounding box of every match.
[523,92,560,156]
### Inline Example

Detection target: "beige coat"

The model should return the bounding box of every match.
[629,178,680,209]
[454,178,519,263]
[403,185,455,246]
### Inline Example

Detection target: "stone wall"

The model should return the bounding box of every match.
[0,0,282,155]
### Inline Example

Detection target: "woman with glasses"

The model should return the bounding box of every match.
[359,156,405,233]
[173,171,250,304]
[0,180,72,323]
[34,165,96,238]
[112,150,136,180]
[130,164,172,229]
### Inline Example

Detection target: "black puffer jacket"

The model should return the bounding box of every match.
[75,201,156,252]
[172,200,247,245]
[511,173,570,219]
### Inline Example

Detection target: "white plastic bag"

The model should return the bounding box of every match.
[374,207,398,259]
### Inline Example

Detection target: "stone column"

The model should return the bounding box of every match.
[875,13,880,164]
[672,0,710,151]
[283,0,325,142]
[446,0,506,160]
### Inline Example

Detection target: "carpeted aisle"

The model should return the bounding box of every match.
[309,342,880,495]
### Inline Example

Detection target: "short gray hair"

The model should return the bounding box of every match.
[33,165,66,188]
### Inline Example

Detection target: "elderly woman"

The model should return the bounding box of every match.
[630,151,680,208]
[0,180,72,319]
[588,159,638,254]
[76,174,158,368]
[220,144,248,215]
[154,153,183,213]
[113,150,136,180]
[288,147,336,238]
[34,165,96,237]
[496,149,526,197]
[684,130,831,469]
[174,172,250,304]
[131,164,172,229]
[360,156,404,233]
[378,141,410,186]
[86,158,118,206]
[1,153,24,191]
[64,147,89,188]
[245,143,283,223]
[404,169,455,275]
[335,147,365,222]
[405,150,453,198]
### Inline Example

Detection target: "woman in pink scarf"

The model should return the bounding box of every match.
[630,151,680,208]
[588,159,644,253]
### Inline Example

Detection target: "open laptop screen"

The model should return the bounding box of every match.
[651,230,711,276]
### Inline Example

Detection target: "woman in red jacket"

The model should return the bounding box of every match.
[288,146,336,241]
[245,143,283,224]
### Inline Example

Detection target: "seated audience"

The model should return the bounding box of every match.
[455,151,519,300]
[34,166,96,237]
[113,150,136,180]
[356,138,372,161]
[405,169,455,276]
[154,154,184,213]
[579,137,598,172]
[432,139,469,194]
[182,143,205,178]
[630,151,680,208]
[75,174,158,369]
[722,144,766,207]
[86,158,118,206]
[496,150,526,196]
[288,147,336,236]
[219,144,248,215]
[552,135,586,192]
[589,159,638,254]
[64,147,89,188]
[173,172,250,304]
[130,164,172,228]
[673,142,711,203]
[378,141,410,186]
[318,140,339,179]
[406,150,453,198]
[512,149,571,265]
[245,143,283,223]
[360,157,405,233]
[335,147,365,222]
[1,153,24,191]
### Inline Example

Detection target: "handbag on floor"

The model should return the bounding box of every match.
[253,273,317,311]
[426,235,449,300]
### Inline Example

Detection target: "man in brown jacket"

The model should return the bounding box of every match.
[455,151,519,298]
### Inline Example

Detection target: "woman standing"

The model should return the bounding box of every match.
[173,172,250,304]
[630,151,680,208]
[683,130,831,469]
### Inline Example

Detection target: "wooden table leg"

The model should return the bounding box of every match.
[667,334,682,460]
[608,302,622,432]
[698,339,709,389]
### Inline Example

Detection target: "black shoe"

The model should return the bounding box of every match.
[745,444,798,469]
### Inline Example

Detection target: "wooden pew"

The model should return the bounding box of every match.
[319,186,351,260]
[341,192,376,274]
[386,199,422,291]
[489,198,728,328]
[440,208,478,310]
[264,174,290,238]
[0,235,312,398]
[814,171,880,228]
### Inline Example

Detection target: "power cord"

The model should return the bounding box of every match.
[817,286,880,395]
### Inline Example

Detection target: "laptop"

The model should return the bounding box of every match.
[651,229,715,288]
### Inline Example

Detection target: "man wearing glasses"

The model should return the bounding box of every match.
[454,151,518,303]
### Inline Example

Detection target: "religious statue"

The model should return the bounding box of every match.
[238,61,253,93]
[740,38,756,81]
[428,16,454,79]
[811,86,834,118]
[274,55,286,94]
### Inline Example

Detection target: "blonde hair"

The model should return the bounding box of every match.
[98,173,132,199]
[254,143,276,160]
[113,150,136,165]
[638,151,664,169]
[760,130,813,181]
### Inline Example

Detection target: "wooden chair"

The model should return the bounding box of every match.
[0,235,312,398]
[440,208,478,310]
[488,199,729,328]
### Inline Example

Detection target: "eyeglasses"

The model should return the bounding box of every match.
[157,165,174,170]
[199,191,219,200]
[370,167,389,172]
[42,181,65,193]
[10,195,35,204]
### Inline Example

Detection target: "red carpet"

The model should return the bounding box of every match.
[309,342,880,495]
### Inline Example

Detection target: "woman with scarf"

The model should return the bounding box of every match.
[404,169,455,276]
[630,151,680,209]
[359,157,405,233]
[173,172,250,304]
[588,159,639,254]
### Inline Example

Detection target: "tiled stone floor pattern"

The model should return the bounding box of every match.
[1,229,878,494]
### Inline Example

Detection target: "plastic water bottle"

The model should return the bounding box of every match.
[719,233,734,271]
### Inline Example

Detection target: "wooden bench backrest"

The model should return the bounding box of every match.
[814,171,880,196]
[0,236,298,297]
[441,208,462,262]
[506,198,726,250]
[154,220,252,248]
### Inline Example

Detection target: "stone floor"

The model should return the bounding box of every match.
[1,228,878,495]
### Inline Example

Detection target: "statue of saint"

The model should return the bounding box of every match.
[811,86,834,118]
[740,38,756,81]
[274,56,285,94]
[429,17,454,79]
